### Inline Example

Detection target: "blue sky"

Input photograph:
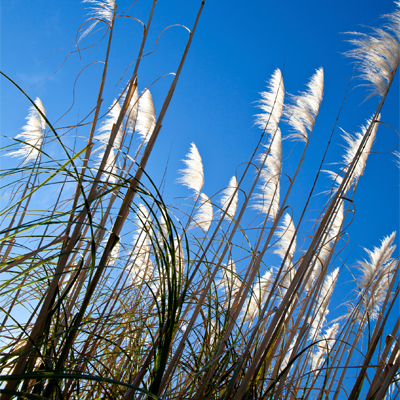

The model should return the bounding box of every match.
[1,0,399,325]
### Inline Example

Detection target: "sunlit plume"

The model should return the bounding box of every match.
[9,97,46,166]
[80,0,116,41]
[255,68,285,134]
[220,176,238,220]
[136,89,157,145]
[284,67,324,144]
[178,142,204,196]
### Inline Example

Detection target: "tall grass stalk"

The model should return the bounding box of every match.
[0,1,399,400]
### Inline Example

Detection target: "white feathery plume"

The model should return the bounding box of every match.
[345,2,400,98]
[129,204,154,286]
[274,213,297,268]
[356,231,396,322]
[178,142,204,196]
[341,115,380,182]
[358,232,396,291]
[136,89,156,145]
[325,115,380,195]
[220,176,239,220]
[80,0,116,41]
[242,270,273,323]
[218,259,240,297]
[384,0,400,40]
[309,268,339,341]
[284,67,324,144]
[252,128,282,221]
[9,98,46,166]
[191,193,213,231]
[307,201,344,291]
[99,148,117,184]
[327,200,345,242]
[322,200,345,259]
[274,214,297,296]
[310,323,339,373]
[128,245,154,287]
[94,100,123,183]
[95,100,123,149]
[121,85,139,133]
[364,259,396,320]
[255,69,285,134]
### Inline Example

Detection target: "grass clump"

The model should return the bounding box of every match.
[0,1,399,399]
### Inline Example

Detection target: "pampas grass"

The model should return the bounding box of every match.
[0,1,399,400]
[8,98,46,166]
[178,142,204,196]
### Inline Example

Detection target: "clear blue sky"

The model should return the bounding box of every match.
[1,0,399,323]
